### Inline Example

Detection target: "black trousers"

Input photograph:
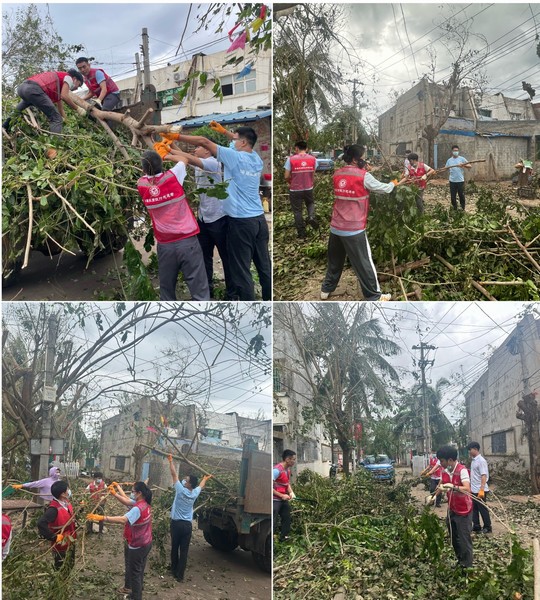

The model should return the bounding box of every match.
[472,492,492,530]
[322,231,381,300]
[447,510,473,568]
[197,216,234,299]
[429,478,441,507]
[86,503,104,534]
[170,519,192,580]
[449,181,466,209]
[15,81,63,133]
[227,215,272,301]
[273,499,291,539]
[53,545,75,570]
[124,541,152,600]
[289,189,315,234]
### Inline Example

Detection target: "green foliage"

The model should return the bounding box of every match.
[274,474,534,600]
[122,241,158,301]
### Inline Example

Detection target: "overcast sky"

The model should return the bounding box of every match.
[2,3,238,83]
[329,3,540,122]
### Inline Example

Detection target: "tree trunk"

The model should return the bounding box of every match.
[517,392,540,494]
[337,437,352,476]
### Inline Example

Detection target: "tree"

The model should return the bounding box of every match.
[310,106,370,153]
[274,303,401,475]
[2,4,84,96]
[421,14,488,165]
[273,4,345,141]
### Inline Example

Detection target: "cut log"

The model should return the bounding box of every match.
[378,257,431,282]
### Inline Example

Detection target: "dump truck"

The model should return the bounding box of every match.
[197,439,271,573]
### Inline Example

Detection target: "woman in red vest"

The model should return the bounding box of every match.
[435,445,474,569]
[320,144,407,301]
[37,480,77,570]
[3,70,85,134]
[87,481,152,600]
[85,472,106,534]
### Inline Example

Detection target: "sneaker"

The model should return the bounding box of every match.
[320,291,330,300]
[117,587,132,595]
[308,217,320,230]
[378,293,392,301]
[481,527,492,534]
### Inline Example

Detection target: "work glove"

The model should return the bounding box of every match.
[425,494,436,506]
[107,484,117,495]
[390,179,399,185]
[11,484,23,490]
[421,174,427,180]
[167,454,173,463]
[90,99,103,110]
[161,132,181,142]
[440,483,455,491]
[478,489,485,499]
[289,491,296,500]
[75,106,87,117]
[153,141,171,159]
[86,513,105,522]
[202,474,213,482]
[55,534,64,543]
[209,120,227,135]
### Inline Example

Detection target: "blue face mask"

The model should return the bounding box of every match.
[130,493,136,501]
[452,151,459,157]
[229,140,237,150]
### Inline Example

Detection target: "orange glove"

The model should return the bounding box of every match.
[11,484,23,489]
[478,489,485,499]
[161,132,181,142]
[209,120,227,135]
[107,484,117,496]
[167,454,173,463]
[55,534,64,543]
[202,474,213,481]
[153,141,171,159]
[86,513,105,522]
[390,179,399,185]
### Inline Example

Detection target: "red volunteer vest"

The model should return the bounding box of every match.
[429,456,442,479]
[48,499,77,552]
[28,71,69,104]
[331,166,370,232]
[124,501,152,548]
[289,153,316,191]
[273,463,290,498]
[84,67,119,97]
[441,464,473,516]
[2,515,12,550]
[89,480,106,502]
[408,163,427,189]
[137,172,199,244]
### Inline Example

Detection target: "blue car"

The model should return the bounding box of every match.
[312,152,335,171]
[359,454,395,482]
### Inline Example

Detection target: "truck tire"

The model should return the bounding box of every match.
[205,525,238,552]
[252,533,271,573]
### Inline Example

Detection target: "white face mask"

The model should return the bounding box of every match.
[181,478,187,486]
[452,151,459,157]
[130,492,136,501]
[96,479,102,484]
[67,489,72,498]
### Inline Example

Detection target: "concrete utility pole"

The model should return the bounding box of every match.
[135,52,143,102]
[412,342,436,455]
[347,78,361,144]
[39,314,58,478]
[142,28,150,88]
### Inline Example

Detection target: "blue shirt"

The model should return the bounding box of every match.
[125,504,141,525]
[445,155,468,182]
[171,481,201,521]
[216,146,264,218]
[95,69,119,95]
[194,156,225,224]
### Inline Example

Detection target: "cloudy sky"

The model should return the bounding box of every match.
[3,3,238,83]
[330,4,540,122]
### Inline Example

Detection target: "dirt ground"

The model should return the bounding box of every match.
[73,523,270,600]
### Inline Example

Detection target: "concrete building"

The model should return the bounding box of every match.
[378,79,540,179]
[273,305,332,477]
[100,398,270,487]
[465,314,540,471]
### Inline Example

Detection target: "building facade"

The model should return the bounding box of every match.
[465,314,540,471]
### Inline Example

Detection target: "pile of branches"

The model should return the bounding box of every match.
[273,471,533,600]
[273,169,540,300]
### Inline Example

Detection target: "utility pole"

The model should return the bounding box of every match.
[412,342,436,456]
[141,28,150,88]
[135,52,143,102]
[347,78,361,144]
[39,314,58,479]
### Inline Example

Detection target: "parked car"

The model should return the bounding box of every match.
[312,152,335,171]
[359,454,395,482]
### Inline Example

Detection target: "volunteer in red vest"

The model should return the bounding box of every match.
[76,57,120,111]
[403,152,434,214]
[284,141,319,238]
[424,450,443,508]
[435,445,474,569]
[320,144,407,301]
[137,147,209,301]
[273,449,296,542]
[85,472,107,534]
[37,480,77,570]
[3,70,85,134]
[87,481,152,600]
[2,514,13,561]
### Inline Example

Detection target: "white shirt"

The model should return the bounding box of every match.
[446,464,470,485]
[470,454,490,493]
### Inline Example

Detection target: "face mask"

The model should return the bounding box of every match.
[96,479,102,484]
[67,489,72,498]
[130,493,136,501]
[181,479,187,486]
[229,140,237,150]
[452,151,459,157]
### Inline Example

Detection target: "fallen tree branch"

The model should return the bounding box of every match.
[98,119,130,160]
[49,182,97,235]
[507,225,540,273]
[23,184,33,269]
[433,254,497,301]
[378,257,431,282]
[479,281,528,286]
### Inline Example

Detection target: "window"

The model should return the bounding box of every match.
[491,431,506,454]
[111,456,129,472]
[510,112,521,120]
[478,108,492,118]
[273,365,282,393]
[221,75,233,97]
[205,429,222,439]
[234,70,256,95]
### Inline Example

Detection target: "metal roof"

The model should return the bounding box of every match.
[171,108,271,127]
